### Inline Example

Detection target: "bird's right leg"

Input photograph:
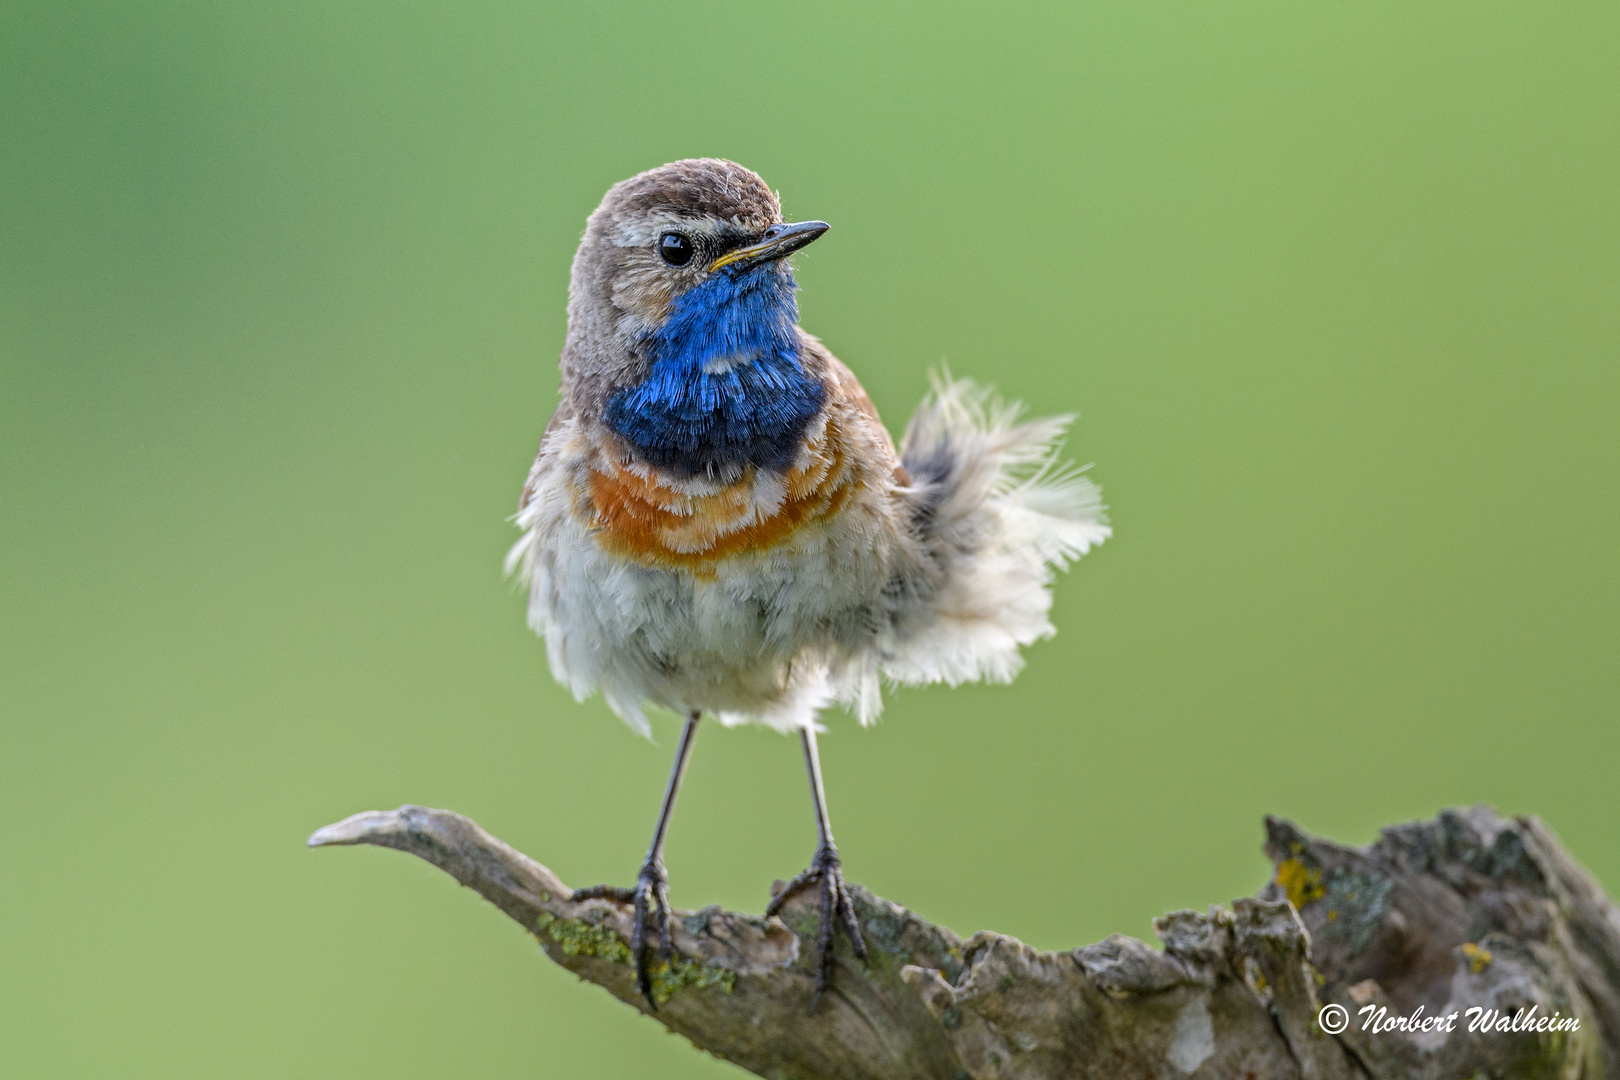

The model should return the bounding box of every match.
[572,710,699,1010]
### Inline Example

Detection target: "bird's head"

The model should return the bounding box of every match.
[561,159,832,475]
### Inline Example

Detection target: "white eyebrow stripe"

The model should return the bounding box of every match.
[614,212,759,247]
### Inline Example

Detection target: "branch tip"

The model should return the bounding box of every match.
[307,808,406,848]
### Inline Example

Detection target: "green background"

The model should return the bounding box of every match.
[3,2,1616,1075]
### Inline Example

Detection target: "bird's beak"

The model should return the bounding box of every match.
[707,220,830,272]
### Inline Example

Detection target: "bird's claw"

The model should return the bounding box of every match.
[572,860,673,1009]
[766,843,867,1010]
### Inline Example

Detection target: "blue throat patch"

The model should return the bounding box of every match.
[604,262,826,475]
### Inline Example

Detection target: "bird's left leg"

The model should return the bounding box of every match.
[572,710,700,1010]
[766,726,867,1009]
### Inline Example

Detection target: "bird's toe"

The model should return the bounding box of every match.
[768,844,866,1011]
[572,862,676,1010]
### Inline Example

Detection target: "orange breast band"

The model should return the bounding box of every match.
[579,412,861,571]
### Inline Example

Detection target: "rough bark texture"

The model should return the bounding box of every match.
[308,805,1620,1079]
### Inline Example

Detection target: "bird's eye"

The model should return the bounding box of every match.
[658,232,695,267]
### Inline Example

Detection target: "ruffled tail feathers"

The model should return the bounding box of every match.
[881,373,1110,693]
[898,372,1111,565]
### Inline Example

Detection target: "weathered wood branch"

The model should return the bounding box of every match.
[308,805,1620,1079]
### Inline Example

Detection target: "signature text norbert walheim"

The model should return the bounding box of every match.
[1318,1002,1581,1036]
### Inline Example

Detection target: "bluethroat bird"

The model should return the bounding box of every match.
[508,159,1109,1009]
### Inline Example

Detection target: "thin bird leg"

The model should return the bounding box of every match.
[765,726,868,1010]
[573,710,700,1010]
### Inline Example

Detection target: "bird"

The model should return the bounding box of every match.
[507,158,1109,1009]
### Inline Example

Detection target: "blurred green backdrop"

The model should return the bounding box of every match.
[2,2,1616,1075]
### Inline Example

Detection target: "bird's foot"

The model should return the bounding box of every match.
[766,842,867,1010]
[572,859,673,1010]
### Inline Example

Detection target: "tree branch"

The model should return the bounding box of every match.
[308,805,1620,1079]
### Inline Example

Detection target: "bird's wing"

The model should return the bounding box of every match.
[799,333,911,485]
[518,397,576,512]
